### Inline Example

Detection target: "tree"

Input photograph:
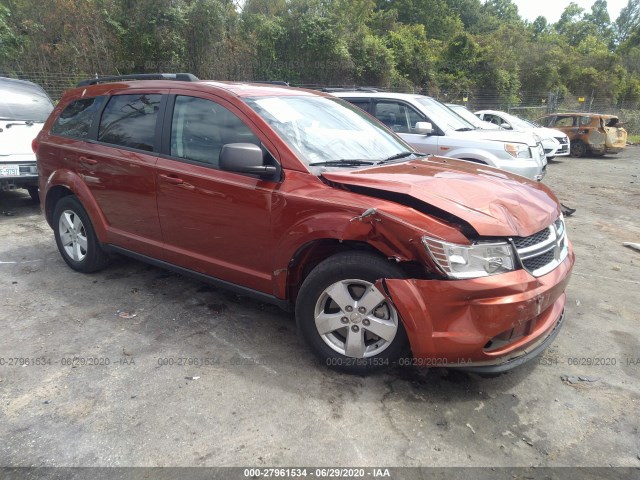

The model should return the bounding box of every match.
[615,0,640,44]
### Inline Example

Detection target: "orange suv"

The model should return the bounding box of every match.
[35,74,574,374]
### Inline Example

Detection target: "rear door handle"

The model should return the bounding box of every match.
[159,174,184,185]
[79,156,97,165]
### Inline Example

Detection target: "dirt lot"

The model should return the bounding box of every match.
[0,148,639,472]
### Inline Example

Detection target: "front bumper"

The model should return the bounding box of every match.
[491,157,546,181]
[384,246,574,372]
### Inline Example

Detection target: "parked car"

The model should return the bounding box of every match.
[537,113,627,158]
[0,77,55,201]
[475,110,570,160]
[446,103,501,130]
[331,91,547,181]
[35,74,574,375]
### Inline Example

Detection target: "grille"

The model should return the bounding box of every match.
[513,228,550,249]
[523,250,555,271]
[513,218,569,277]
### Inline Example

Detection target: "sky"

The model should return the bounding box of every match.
[510,0,628,23]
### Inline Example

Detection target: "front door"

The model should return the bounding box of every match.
[155,93,279,294]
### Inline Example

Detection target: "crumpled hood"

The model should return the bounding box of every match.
[0,121,43,158]
[450,128,538,146]
[322,157,560,238]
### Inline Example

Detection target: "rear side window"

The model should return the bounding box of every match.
[51,97,106,138]
[98,94,161,152]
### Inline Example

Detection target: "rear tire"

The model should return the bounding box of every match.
[570,140,587,158]
[53,195,110,273]
[296,251,409,374]
[27,186,39,203]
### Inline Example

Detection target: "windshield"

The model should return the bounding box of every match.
[244,95,414,168]
[501,112,536,130]
[415,97,476,132]
[447,105,486,128]
[0,80,54,122]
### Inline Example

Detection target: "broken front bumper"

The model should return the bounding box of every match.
[384,245,575,372]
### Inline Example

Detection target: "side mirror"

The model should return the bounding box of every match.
[414,122,433,135]
[501,123,512,130]
[219,143,278,178]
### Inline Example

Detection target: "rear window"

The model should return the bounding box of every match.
[0,79,54,122]
[98,94,161,152]
[51,97,106,138]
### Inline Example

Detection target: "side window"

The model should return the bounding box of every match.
[374,102,406,132]
[98,94,161,152]
[170,95,259,167]
[554,116,575,128]
[346,100,371,113]
[51,97,106,138]
[405,106,425,133]
[373,101,424,133]
[485,114,502,126]
[579,116,592,127]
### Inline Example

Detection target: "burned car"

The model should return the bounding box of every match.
[537,113,627,158]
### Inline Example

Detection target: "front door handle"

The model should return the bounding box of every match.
[159,174,184,185]
[79,156,97,165]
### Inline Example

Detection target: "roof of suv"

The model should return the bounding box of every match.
[331,91,426,101]
[72,78,322,99]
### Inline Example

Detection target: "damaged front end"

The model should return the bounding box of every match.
[337,187,574,372]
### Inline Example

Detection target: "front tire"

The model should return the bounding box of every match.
[53,195,110,273]
[570,140,587,157]
[296,252,408,374]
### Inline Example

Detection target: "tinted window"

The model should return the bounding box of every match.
[171,96,259,167]
[51,97,106,138]
[98,94,161,152]
[347,100,371,113]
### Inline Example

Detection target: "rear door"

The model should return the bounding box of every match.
[56,91,165,258]
[155,91,279,294]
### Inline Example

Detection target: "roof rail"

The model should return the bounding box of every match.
[319,87,379,93]
[253,81,290,86]
[77,73,199,87]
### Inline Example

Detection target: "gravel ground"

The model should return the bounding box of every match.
[0,148,639,471]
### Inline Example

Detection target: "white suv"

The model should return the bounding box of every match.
[0,77,54,201]
[332,92,547,181]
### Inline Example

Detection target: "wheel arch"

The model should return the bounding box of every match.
[43,170,109,242]
[284,239,431,306]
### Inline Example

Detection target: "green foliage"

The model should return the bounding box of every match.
[0,0,639,113]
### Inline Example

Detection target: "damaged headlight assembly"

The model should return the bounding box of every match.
[422,236,516,279]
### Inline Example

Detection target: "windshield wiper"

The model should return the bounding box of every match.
[309,159,375,167]
[4,121,35,128]
[455,127,474,132]
[377,151,425,164]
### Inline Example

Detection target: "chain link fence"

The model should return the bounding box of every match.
[3,71,639,135]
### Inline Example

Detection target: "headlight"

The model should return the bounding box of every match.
[504,143,532,159]
[422,236,516,279]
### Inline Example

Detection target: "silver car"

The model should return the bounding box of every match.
[0,77,54,201]
[332,92,547,181]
